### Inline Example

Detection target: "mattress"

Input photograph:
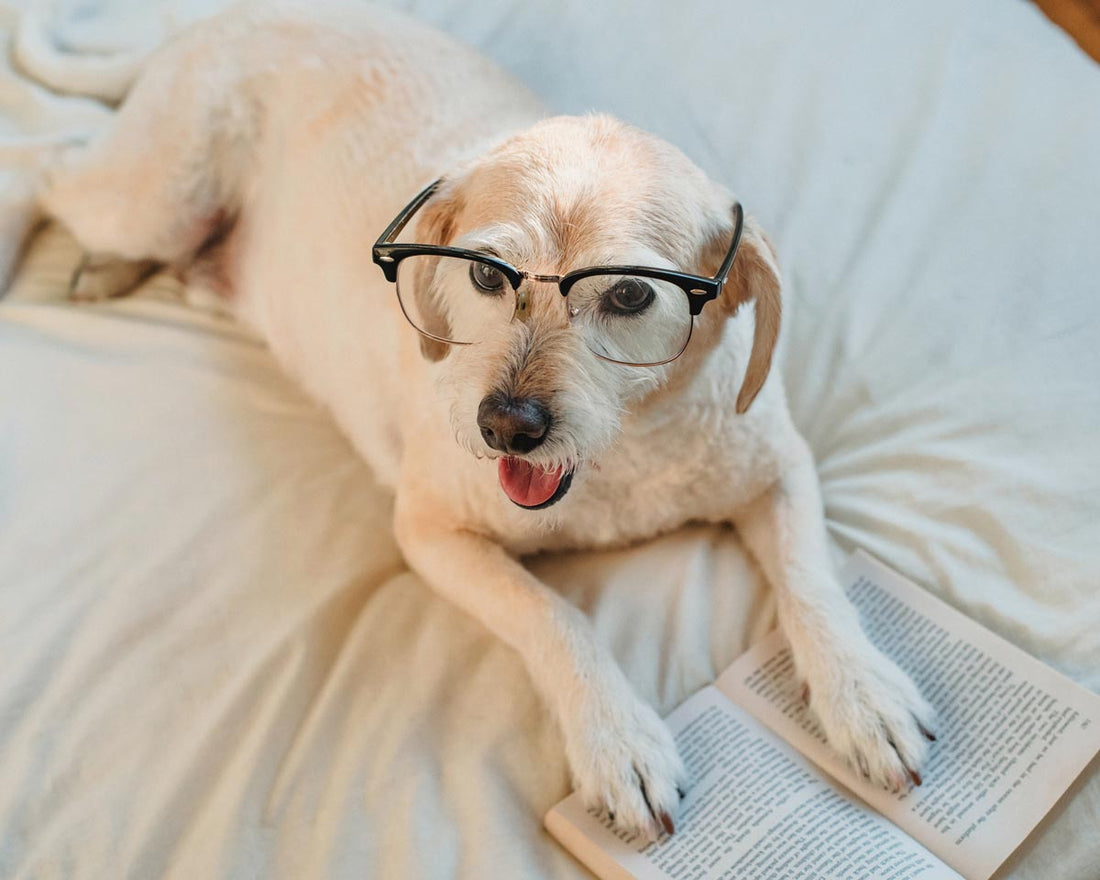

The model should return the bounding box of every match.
[1,1,1098,878]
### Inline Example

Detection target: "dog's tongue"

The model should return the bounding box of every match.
[498,457,564,507]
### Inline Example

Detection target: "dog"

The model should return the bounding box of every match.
[32,0,935,841]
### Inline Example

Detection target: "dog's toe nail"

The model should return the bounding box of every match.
[856,753,870,779]
[918,722,937,742]
[660,811,675,835]
[909,769,923,787]
[676,785,686,800]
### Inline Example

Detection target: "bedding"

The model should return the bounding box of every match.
[1,1,1098,878]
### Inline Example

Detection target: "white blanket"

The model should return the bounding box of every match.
[1,2,1098,878]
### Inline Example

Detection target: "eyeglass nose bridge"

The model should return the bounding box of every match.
[521,271,563,283]
[512,270,569,323]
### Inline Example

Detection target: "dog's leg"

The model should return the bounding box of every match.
[39,27,250,286]
[734,434,935,791]
[395,505,687,840]
[68,254,161,302]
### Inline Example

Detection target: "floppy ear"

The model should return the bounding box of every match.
[418,183,460,246]
[409,184,463,362]
[713,214,782,414]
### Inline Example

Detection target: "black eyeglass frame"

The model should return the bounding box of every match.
[371,178,745,365]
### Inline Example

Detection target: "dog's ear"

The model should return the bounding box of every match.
[418,183,461,247]
[409,184,464,362]
[707,212,782,413]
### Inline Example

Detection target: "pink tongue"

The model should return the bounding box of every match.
[498,457,564,507]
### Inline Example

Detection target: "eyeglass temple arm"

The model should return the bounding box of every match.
[714,201,745,288]
[373,178,443,250]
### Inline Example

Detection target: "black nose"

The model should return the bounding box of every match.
[477,392,551,454]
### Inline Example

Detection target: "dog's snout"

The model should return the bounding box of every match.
[477,393,551,454]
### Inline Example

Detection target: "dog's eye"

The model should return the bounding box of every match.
[469,261,506,294]
[602,278,655,315]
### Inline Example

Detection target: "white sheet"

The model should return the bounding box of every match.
[1,1,1098,878]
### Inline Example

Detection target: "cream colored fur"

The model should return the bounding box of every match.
[37,0,934,841]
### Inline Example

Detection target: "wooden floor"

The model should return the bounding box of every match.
[1034,0,1100,61]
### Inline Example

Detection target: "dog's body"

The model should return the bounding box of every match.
[38,0,934,839]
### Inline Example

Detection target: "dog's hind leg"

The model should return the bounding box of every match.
[68,255,161,302]
[39,21,255,296]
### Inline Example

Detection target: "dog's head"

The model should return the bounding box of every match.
[403,115,780,511]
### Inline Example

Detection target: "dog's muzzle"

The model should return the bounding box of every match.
[477,392,574,509]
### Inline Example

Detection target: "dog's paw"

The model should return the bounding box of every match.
[68,255,158,302]
[565,691,688,842]
[806,645,936,793]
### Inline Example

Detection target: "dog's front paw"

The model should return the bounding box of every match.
[565,691,688,842]
[806,645,936,793]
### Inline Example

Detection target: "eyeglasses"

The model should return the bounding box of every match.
[372,179,744,367]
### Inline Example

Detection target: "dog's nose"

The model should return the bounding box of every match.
[477,393,551,454]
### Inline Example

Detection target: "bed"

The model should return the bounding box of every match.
[1,1,1098,877]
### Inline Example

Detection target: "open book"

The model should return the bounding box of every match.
[545,551,1100,880]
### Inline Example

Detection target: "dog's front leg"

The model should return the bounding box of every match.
[734,434,936,791]
[395,502,686,839]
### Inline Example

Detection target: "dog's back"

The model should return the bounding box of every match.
[41,0,544,478]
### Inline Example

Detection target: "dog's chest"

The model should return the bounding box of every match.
[467,402,782,555]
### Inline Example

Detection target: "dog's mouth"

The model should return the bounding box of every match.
[498,457,574,509]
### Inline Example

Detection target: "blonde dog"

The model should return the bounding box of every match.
[33,0,934,840]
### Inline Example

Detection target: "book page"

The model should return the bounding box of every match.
[716,550,1100,880]
[545,685,960,880]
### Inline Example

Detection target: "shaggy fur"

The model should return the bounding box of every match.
[35,0,934,840]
